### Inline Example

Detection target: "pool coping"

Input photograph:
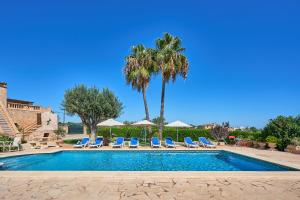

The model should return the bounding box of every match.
[1,148,300,172]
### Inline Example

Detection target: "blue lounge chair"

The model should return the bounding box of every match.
[151,137,161,148]
[89,137,103,148]
[184,137,198,148]
[165,137,175,148]
[73,137,90,148]
[113,137,124,148]
[199,137,216,148]
[129,137,139,148]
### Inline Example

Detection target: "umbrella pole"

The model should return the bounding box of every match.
[177,128,178,142]
[144,127,146,145]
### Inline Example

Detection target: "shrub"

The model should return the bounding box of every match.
[262,115,300,151]
[276,137,291,151]
[0,135,12,141]
[290,137,300,146]
[266,136,278,143]
[63,139,80,144]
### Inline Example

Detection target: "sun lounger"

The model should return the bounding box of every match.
[165,137,176,148]
[113,137,124,148]
[151,137,161,148]
[73,137,90,148]
[199,137,216,148]
[129,137,139,148]
[184,137,198,148]
[89,137,103,148]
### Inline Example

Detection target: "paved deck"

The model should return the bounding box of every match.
[1,146,300,200]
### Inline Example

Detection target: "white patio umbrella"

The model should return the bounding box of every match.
[165,120,192,142]
[132,120,155,144]
[97,118,124,140]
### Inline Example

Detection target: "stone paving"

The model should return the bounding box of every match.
[1,146,300,200]
[1,174,300,200]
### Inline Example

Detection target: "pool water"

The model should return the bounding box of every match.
[0,150,297,171]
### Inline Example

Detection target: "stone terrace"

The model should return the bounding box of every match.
[1,146,300,200]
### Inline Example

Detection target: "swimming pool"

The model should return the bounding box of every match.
[0,150,297,171]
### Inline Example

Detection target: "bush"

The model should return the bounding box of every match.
[276,138,290,151]
[63,139,80,144]
[262,115,300,151]
[229,130,261,140]
[290,137,300,146]
[266,136,278,143]
[0,135,12,141]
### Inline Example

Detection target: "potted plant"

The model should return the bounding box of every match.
[286,137,300,154]
[266,136,277,150]
[257,137,266,149]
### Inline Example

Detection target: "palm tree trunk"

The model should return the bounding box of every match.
[142,86,150,121]
[159,78,166,140]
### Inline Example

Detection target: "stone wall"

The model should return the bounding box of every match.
[40,111,58,132]
[7,108,39,129]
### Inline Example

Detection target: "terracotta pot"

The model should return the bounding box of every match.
[258,142,266,149]
[246,140,254,147]
[267,142,276,150]
[286,145,300,154]
[252,141,259,148]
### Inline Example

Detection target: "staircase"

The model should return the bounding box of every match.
[0,101,19,137]
[22,123,42,139]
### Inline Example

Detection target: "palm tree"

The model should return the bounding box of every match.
[155,33,189,139]
[124,45,155,121]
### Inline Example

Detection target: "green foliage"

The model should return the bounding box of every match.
[0,135,12,141]
[124,45,155,92]
[151,116,166,125]
[97,126,211,142]
[290,137,300,146]
[229,130,261,140]
[62,85,123,139]
[63,139,80,144]
[276,138,291,151]
[262,115,300,151]
[266,136,278,143]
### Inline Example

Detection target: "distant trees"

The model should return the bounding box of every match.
[151,116,166,126]
[62,85,123,142]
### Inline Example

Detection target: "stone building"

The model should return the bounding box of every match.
[0,82,58,140]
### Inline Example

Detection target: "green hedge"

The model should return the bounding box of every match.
[63,139,80,144]
[96,126,211,142]
[228,130,261,139]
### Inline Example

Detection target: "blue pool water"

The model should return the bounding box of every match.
[0,150,297,171]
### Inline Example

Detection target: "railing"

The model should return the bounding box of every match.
[7,102,41,111]
[0,101,19,135]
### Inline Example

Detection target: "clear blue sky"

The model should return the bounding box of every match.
[0,0,299,128]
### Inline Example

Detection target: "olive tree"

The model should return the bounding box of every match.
[62,85,123,142]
